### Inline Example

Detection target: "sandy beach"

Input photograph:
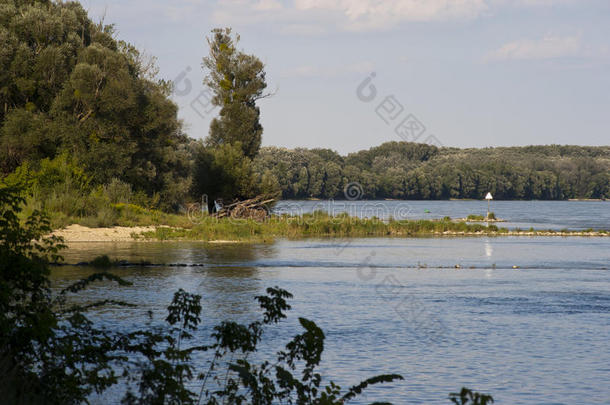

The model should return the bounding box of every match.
[51,224,156,242]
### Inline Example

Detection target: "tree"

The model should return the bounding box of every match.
[192,28,276,205]
[0,1,191,210]
[192,141,258,210]
[252,142,610,201]
[202,27,268,159]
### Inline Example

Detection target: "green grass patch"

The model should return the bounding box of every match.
[138,212,505,242]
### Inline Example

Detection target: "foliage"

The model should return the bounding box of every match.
[0,184,128,403]
[203,27,267,159]
[254,143,610,200]
[0,0,192,210]
[192,141,258,206]
[193,28,275,207]
[120,285,407,404]
[191,140,280,210]
[0,153,197,228]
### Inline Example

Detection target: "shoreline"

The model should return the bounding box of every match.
[51,224,158,243]
[51,223,610,243]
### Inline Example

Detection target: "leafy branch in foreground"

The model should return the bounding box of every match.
[0,185,130,403]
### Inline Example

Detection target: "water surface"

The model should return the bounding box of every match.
[55,237,610,404]
[274,200,610,230]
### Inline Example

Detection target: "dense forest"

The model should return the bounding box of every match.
[0,0,193,211]
[254,143,610,200]
[0,0,608,219]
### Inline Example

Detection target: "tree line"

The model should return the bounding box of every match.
[254,143,610,200]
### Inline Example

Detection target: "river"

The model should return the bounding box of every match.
[53,222,610,404]
[273,200,610,230]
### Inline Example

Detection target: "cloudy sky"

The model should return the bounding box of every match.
[86,0,610,153]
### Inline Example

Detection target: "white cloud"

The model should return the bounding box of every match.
[294,0,489,28]
[212,0,490,33]
[487,35,583,61]
[206,0,593,34]
[90,0,588,34]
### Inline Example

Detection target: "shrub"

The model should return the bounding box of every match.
[103,178,133,204]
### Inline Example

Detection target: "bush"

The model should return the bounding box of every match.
[103,178,133,204]
[0,185,120,403]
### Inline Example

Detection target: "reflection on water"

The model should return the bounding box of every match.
[58,241,276,267]
[54,242,278,322]
[484,241,493,258]
[53,237,610,404]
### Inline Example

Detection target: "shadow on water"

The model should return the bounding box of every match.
[51,242,278,322]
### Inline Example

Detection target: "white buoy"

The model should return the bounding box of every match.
[485,192,493,219]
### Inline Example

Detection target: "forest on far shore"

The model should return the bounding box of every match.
[255,143,610,200]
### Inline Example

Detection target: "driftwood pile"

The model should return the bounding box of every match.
[213,195,275,221]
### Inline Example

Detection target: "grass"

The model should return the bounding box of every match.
[465,212,497,221]
[39,203,608,242]
[139,211,505,242]
[142,211,610,242]
[44,202,193,229]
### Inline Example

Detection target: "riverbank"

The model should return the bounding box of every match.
[51,224,159,242]
[51,213,609,242]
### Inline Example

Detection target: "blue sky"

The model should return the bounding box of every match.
[85,0,610,153]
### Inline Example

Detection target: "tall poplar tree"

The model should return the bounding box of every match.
[202,27,268,159]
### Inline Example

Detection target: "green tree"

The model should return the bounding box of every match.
[193,28,276,205]
[202,27,268,159]
[0,1,191,210]
[253,142,609,201]
[192,141,258,209]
